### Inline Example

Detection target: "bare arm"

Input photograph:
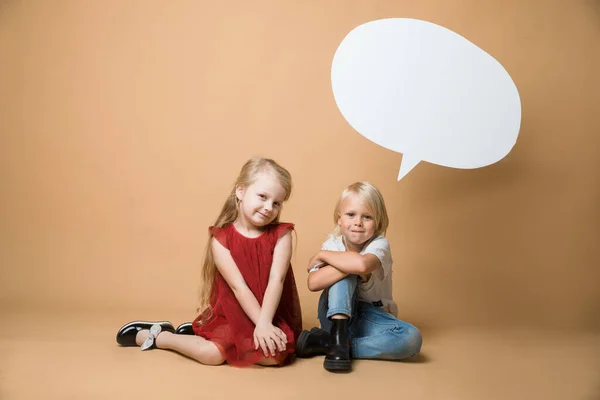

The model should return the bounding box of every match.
[211,238,262,325]
[307,265,348,292]
[315,250,382,275]
[258,231,293,326]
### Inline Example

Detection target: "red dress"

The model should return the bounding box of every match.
[192,222,302,367]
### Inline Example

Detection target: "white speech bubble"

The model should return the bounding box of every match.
[331,18,522,180]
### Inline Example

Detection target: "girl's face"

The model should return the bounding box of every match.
[236,172,287,228]
[337,195,376,252]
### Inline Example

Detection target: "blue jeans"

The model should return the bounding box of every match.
[318,275,422,360]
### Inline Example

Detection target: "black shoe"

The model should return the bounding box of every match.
[116,321,175,347]
[175,322,195,335]
[296,327,330,358]
[323,319,351,372]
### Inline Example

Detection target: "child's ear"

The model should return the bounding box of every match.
[336,214,342,226]
[235,185,245,201]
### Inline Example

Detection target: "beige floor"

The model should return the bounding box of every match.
[1,309,599,400]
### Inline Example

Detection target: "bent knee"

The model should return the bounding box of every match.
[330,274,359,290]
[398,324,422,357]
[380,324,422,359]
[203,352,225,366]
[408,326,423,354]
[201,343,225,365]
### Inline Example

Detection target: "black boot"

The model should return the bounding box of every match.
[323,319,351,372]
[295,327,330,358]
[175,322,195,335]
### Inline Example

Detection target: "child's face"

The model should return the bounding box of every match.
[337,195,376,251]
[236,172,286,228]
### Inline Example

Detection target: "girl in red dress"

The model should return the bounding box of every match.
[116,158,302,367]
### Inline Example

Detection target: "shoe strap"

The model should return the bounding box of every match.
[140,324,162,351]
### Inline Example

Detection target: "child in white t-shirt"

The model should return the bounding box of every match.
[296,182,422,372]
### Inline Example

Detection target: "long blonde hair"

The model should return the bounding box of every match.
[195,157,293,323]
[331,181,389,238]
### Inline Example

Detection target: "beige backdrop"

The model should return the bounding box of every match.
[1,0,599,335]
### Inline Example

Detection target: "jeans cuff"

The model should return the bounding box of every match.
[326,307,352,319]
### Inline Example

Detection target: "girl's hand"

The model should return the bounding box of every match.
[253,323,288,357]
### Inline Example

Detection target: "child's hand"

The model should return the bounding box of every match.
[253,323,287,357]
[307,253,327,272]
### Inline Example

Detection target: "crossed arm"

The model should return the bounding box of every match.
[306,250,382,292]
[211,232,293,356]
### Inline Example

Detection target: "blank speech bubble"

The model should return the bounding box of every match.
[331,18,522,180]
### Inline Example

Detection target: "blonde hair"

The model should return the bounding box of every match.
[196,157,293,323]
[331,181,389,238]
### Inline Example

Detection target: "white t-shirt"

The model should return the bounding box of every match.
[312,234,398,317]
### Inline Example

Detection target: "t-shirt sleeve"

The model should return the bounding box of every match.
[209,225,228,249]
[321,236,339,251]
[362,236,393,280]
[308,236,338,273]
